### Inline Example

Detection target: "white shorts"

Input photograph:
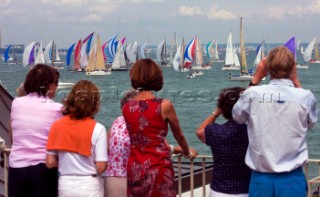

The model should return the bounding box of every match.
[58,175,104,197]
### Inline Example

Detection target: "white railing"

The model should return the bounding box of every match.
[172,155,213,197]
[1,149,320,197]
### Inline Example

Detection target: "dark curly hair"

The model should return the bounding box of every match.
[217,86,245,120]
[62,80,100,120]
[130,58,163,91]
[24,64,59,96]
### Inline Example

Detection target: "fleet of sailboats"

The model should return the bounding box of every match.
[3,24,317,80]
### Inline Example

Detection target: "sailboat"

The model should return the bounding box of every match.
[80,32,95,70]
[192,37,211,70]
[229,17,253,81]
[125,40,138,65]
[105,34,118,65]
[85,35,110,76]
[286,36,309,69]
[222,32,240,71]
[156,38,171,67]
[212,39,223,62]
[4,45,17,64]
[253,40,265,67]
[139,42,148,59]
[111,40,130,71]
[183,37,204,78]
[44,40,64,69]
[23,41,37,67]
[310,37,320,63]
[172,38,185,72]
[35,41,45,65]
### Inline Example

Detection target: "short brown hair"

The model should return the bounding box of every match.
[62,80,100,120]
[130,58,163,91]
[266,46,295,79]
[24,64,59,96]
[217,86,245,120]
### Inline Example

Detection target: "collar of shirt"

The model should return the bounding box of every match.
[269,79,294,87]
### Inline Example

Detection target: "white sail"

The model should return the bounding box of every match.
[233,46,240,67]
[195,37,203,66]
[112,41,126,69]
[126,41,138,63]
[156,40,165,63]
[44,40,54,63]
[300,45,304,55]
[213,40,220,60]
[131,41,138,62]
[35,41,45,65]
[172,45,181,72]
[23,41,36,67]
[79,42,88,69]
[139,42,147,59]
[225,32,235,66]
[254,41,265,66]
[303,37,316,62]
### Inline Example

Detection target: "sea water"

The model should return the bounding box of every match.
[0,52,319,159]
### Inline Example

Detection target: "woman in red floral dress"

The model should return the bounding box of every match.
[122,58,195,197]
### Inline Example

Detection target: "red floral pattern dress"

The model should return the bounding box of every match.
[122,98,175,197]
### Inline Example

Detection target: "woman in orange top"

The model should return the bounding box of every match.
[46,80,108,197]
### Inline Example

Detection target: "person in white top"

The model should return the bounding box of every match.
[232,46,318,197]
[46,80,108,197]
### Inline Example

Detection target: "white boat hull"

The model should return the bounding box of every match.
[192,65,211,70]
[296,64,309,69]
[86,70,111,76]
[222,66,240,71]
[229,74,253,81]
[309,59,320,64]
[181,68,190,72]
[57,82,75,89]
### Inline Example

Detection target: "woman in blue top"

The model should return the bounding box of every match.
[196,86,250,197]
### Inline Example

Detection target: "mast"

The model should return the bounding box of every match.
[315,38,319,60]
[240,17,248,74]
[51,40,56,66]
[179,37,185,70]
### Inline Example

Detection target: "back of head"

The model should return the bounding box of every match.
[218,86,245,120]
[24,64,60,96]
[130,58,163,91]
[266,46,295,79]
[120,89,137,109]
[62,80,100,120]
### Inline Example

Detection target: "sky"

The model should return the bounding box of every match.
[1,0,320,49]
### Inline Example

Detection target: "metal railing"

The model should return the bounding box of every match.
[1,149,320,197]
[172,155,213,197]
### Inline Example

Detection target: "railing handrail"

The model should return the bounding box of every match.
[2,148,320,197]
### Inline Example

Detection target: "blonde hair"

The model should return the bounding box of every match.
[266,46,295,79]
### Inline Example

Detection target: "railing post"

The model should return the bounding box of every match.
[190,158,194,197]
[4,149,9,197]
[178,156,182,197]
[202,157,206,197]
